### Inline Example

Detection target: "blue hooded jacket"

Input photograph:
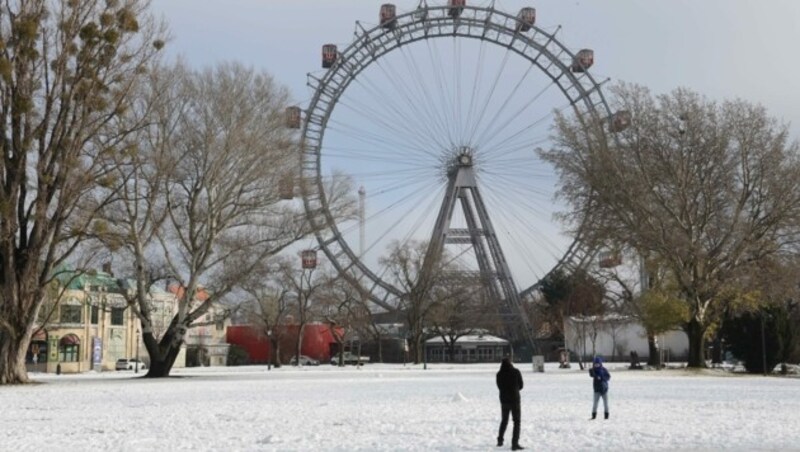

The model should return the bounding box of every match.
[589,357,610,394]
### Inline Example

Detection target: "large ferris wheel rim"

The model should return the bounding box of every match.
[301,3,612,309]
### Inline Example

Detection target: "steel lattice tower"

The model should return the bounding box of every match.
[419,148,535,350]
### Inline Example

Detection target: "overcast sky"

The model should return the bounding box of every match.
[147,0,800,290]
[152,0,800,137]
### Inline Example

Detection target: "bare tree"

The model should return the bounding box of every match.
[317,276,360,366]
[274,255,331,366]
[541,83,800,367]
[349,286,387,363]
[596,251,685,366]
[380,240,452,364]
[379,240,485,364]
[241,264,292,367]
[427,275,493,362]
[105,62,314,377]
[0,0,164,384]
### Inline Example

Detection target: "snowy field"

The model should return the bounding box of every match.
[1,363,799,451]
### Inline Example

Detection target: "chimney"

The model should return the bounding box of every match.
[102,262,113,276]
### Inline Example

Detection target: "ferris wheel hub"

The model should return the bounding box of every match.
[455,146,474,166]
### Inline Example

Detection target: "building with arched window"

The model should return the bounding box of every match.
[28,266,184,374]
[29,268,143,373]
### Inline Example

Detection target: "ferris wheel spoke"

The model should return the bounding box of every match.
[481,136,552,162]
[369,185,447,278]
[454,36,465,143]
[476,87,562,156]
[333,95,442,160]
[395,44,455,151]
[463,38,488,146]
[324,145,430,162]
[465,45,513,147]
[302,4,614,304]
[342,62,450,156]
[333,167,435,182]
[357,181,444,257]
[481,102,573,159]
[326,118,440,162]
[371,40,464,153]
[357,57,451,153]
[479,185,567,279]
[326,144,435,170]
[470,64,539,149]
[477,177,558,222]
[427,38,458,148]
[337,176,440,237]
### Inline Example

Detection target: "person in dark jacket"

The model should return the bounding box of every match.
[589,356,611,419]
[496,357,524,450]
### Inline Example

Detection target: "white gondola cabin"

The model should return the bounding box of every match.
[571,49,594,73]
[609,110,632,133]
[286,106,301,129]
[448,0,465,18]
[322,44,338,69]
[516,7,536,32]
[380,4,397,29]
[301,249,318,269]
[279,173,294,200]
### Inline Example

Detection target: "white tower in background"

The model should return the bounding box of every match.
[358,185,366,258]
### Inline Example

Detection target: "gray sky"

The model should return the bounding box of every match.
[152,0,800,135]
[149,0,800,293]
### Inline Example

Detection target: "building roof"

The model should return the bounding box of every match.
[167,284,210,302]
[55,268,123,293]
[425,333,509,345]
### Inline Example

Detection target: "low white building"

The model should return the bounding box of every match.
[564,315,688,363]
[425,333,510,363]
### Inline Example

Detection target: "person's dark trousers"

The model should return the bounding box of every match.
[498,402,521,446]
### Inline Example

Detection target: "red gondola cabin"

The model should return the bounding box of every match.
[286,106,301,129]
[598,250,622,268]
[449,0,465,18]
[301,250,318,269]
[571,49,594,73]
[380,4,397,29]
[322,44,338,69]
[516,7,536,32]
[609,110,632,133]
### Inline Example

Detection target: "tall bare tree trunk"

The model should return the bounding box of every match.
[270,338,282,368]
[0,301,39,384]
[686,318,706,368]
[142,329,184,378]
[294,323,306,366]
[146,345,182,378]
[0,331,32,384]
[647,333,661,367]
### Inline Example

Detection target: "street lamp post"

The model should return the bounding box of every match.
[135,328,140,374]
[761,312,767,377]
[267,329,273,371]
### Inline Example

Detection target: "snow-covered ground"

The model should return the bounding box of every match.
[1,363,798,451]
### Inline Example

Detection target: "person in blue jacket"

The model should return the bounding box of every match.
[589,356,611,420]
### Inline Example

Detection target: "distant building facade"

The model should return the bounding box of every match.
[564,315,689,362]
[425,333,511,363]
[29,269,150,373]
[28,268,233,373]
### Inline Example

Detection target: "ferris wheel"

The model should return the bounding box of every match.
[285,1,630,340]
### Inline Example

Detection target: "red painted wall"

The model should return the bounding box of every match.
[226,323,343,364]
[226,326,269,364]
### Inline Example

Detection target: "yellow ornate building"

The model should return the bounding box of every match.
[28,268,179,373]
[28,267,230,373]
